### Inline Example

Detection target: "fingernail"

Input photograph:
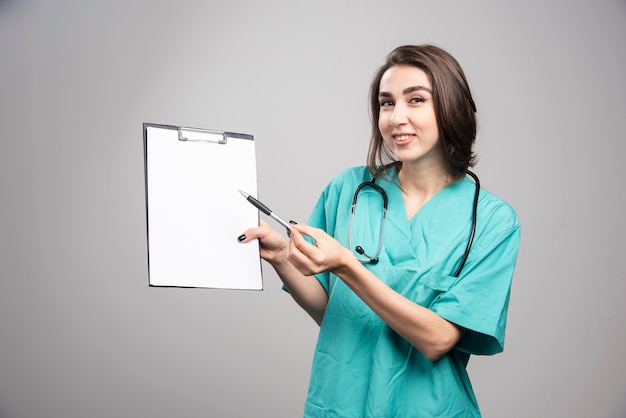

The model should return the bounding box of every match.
[289,220,298,225]
[237,234,246,242]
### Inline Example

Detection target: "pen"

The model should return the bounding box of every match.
[238,189,292,232]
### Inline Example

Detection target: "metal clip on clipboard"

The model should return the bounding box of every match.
[178,126,228,144]
[177,126,254,144]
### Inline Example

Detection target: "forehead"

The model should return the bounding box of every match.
[379,65,431,92]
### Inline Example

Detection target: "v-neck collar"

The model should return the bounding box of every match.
[383,168,454,233]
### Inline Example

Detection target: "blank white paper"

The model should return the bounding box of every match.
[145,124,262,290]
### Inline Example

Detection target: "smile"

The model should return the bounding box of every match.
[393,134,415,142]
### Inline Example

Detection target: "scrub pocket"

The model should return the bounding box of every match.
[413,271,457,308]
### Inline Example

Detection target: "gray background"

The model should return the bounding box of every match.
[1,0,625,417]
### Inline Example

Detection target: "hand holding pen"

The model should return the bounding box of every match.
[237,192,348,278]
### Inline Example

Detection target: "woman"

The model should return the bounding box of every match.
[239,44,520,417]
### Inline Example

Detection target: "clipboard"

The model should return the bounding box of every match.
[143,123,263,290]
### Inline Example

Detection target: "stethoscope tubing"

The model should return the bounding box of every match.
[452,170,479,277]
[349,170,480,277]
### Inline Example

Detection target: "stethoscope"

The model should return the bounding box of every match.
[348,170,480,278]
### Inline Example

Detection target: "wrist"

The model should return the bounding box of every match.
[333,247,358,277]
[267,248,290,268]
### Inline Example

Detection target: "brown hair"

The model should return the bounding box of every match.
[367,45,477,181]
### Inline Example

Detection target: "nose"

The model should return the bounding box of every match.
[390,103,408,126]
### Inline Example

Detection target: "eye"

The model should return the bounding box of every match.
[379,99,394,108]
[409,96,426,104]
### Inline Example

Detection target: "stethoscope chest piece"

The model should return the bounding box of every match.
[355,245,379,264]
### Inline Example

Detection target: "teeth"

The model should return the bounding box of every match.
[394,134,413,141]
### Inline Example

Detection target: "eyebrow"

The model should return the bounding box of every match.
[379,85,433,97]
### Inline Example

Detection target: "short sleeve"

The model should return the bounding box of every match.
[281,167,367,295]
[280,191,331,295]
[303,168,365,294]
[280,191,332,294]
[430,203,521,355]
[306,186,333,294]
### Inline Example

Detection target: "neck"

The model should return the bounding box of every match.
[396,163,451,220]
[397,162,450,197]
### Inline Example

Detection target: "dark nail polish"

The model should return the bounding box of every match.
[237,234,246,242]
[289,220,298,225]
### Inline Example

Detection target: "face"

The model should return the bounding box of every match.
[377,65,443,169]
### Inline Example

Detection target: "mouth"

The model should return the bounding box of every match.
[392,133,415,144]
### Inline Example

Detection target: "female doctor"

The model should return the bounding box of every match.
[239,44,520,417]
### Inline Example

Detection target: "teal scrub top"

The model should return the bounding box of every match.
[302,166,520,418]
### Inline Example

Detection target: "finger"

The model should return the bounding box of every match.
[237,227,260,243]
[291,228,329,270]
[287,238,317,276]
[237,220,272,243]
[289,226,317,254]
[290,223,320,240]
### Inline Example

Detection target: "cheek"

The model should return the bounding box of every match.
[378,115,389,132]
[423,110,439,131]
